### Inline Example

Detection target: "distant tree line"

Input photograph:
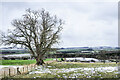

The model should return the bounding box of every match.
[46,50,120,61]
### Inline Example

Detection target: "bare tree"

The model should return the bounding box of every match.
[1,8,64,65]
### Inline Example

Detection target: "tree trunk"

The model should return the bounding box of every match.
[36,57,45,65]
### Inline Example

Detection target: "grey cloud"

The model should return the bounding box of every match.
[89,2,118,22]
[1,2,118,47]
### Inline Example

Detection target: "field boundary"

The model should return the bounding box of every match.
[0,64,38,79]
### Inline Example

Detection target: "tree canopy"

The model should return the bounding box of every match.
[1,8,64,65]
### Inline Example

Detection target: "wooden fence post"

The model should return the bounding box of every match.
[1,64,37,78]
[9,68,10,76]
[4,68,9,77]
[17,67,21,75]
[0,69,4,78]
[23,67,24,73]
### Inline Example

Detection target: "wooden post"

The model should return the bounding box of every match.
[14,68,17,75]
[4,68,9,77]
[0,69,4,78]
[23,67,24,73]
[4,69,5,78]
[17,67,21,75]
[27,65,28,72]
[9,68,10,77]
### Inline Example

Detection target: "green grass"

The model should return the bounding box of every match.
[0,58,60,65]
[46,62,118,69]
[1,58,118,66]
[1,60,36,65]
[44,58,54,61]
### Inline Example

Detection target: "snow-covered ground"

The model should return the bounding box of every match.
[28,65,119,78]
[29,66,118,75]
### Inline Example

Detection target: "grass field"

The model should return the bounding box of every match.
[46,62,118,69]
[1,60,36,65]
[0,58,61,65]
[1,59,119,78]
[12,62,119,78]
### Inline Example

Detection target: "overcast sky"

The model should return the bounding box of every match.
[0,0,119,48]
